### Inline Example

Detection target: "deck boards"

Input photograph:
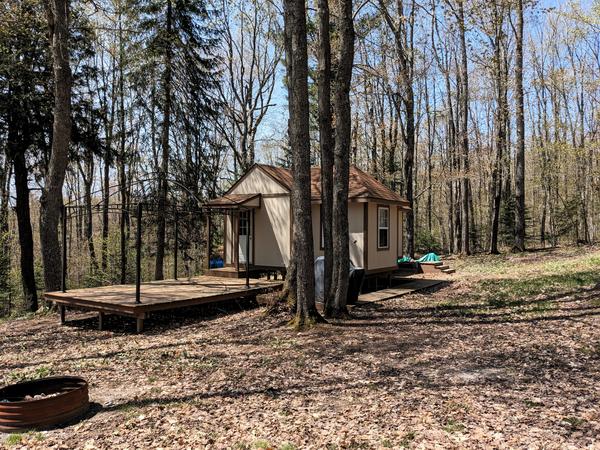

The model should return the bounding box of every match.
[45,276,284,317]
[356,278,445,304]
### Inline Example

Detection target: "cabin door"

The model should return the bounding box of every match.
[238,211,253,265]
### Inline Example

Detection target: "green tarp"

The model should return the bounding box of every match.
[397,253,441,264]
[417,252,441,263]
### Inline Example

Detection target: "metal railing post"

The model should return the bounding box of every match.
[135,203,143,304]
[173,208,179,280]
[61,205,67,292]
[245,209,250,289]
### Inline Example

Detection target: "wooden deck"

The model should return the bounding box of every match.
[355,278,446,304]
[207,265,286,279]
[45,276,284,332]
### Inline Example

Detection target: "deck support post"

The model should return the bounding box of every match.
[59,305,65,324]
[206,213,212,271]
[245,209,250,288]
[98,312,105,331]
[61,205,67,292]
[135,203,142,304]
[136,316,144,333]
[235,211,240,274]
[174,208,179,280]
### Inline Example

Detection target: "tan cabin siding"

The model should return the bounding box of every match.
[311,203,365,268]
[311,204,323,259]
[225,167,290,267]
[229,166,289,195]
[367,202,400,270]
[224,214,234,265]
[349,203,365,267]
[397,209,404,257]
[253,196,291,267]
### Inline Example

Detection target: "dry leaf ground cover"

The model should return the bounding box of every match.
[1,247,599,449]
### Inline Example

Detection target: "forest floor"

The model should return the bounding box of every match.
[1,246,599,449]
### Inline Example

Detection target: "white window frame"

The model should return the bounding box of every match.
[377,206,390,249]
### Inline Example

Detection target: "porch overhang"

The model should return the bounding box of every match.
[203,193,261,210]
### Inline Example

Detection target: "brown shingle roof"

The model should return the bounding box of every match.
[205,193,260,207]
[255,164,410,209]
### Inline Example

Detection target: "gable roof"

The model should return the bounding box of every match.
[246,164,410,209]
[205,193,261,208]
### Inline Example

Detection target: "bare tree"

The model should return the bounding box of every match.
[457,0,470,255]
[40,0,72,292]
[317,0,334,312]
[217,0,283,174]
[328,0,355,317]
[284,0,323,327]
[514,0,526,251]
[379,0,416,257]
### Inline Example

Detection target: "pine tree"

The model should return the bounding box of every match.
[131,0,220,279]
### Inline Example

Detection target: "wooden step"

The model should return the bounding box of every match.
[442,268,455,274]
[420,261,443,266]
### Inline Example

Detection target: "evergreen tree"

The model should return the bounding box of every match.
[130,0,220,279]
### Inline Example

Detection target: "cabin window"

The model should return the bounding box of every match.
[378,206,390,249]
[239,212,249,236]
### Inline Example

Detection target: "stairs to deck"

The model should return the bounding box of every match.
[419,260,455,275]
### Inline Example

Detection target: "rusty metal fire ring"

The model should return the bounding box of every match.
[0,376,89,432]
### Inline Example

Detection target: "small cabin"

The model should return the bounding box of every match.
[205,164,410,278]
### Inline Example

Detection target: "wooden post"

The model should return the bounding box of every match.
[98,312,105,331]
[59,305,65,324]
[206,212,212,271]
[235,211,240,274]
[61,205,67,292]
[136,316,144,333]
[135,203,142,304]
[245,209,250,288]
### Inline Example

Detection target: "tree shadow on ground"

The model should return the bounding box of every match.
[62,296,261,334]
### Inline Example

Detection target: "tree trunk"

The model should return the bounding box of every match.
[155,0,173,281]
[489,7,506,255]
[118,7,128,283]
[284,0,323,327]
[12,151,38,311]
[78,158,97,271]
[317,0,334,312]
[514,0,526,251]
[40,0,72,292]
[329,0,354,318]
[457,0,470,255]
[101,147,110,270]
[380,0,415,257]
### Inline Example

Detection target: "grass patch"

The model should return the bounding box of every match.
[381,438,393,448]
[523,398,544,408]
[399,431,415,447]
[443,419,465,433]
[529,300,556,314]
[4,366,52,384]
[478,268,598,309]
[562,416,586,430]
[279,443,297,450]
[268,337,298,349]
[4,434,23,446]
[252,439,272,449]
[234,443,250,450]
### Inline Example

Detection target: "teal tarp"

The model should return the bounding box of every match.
[417,252,441,263]
[398,253,441,264]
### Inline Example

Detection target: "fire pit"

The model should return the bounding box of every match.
[0,376,89,432]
